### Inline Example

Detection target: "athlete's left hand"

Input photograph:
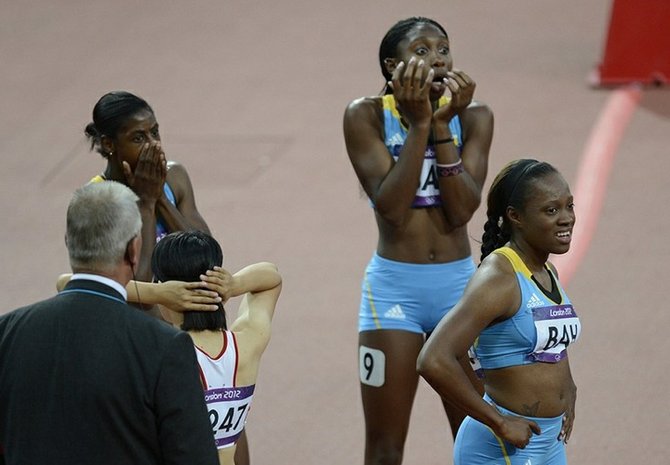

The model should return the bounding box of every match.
[200,266,236,302]
[157,281,222,312]
[434,69,476,123]
[559,383,577,443]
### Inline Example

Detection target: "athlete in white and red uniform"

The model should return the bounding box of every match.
[150,231,282,465]
[196,330,255,449]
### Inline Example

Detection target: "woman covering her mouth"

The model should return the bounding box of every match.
[343,15,494,465]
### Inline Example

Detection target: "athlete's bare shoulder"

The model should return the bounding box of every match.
[345,96,383,120]
[165,160,189,179]
[464,99,493,119]
[346,96,382,115]
[347,95,383,108]
[460,99,494,143]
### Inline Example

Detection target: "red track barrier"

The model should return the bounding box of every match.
[592,0,670,86]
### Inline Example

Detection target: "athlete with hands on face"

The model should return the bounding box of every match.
[389,56,476,146]
[81,92,253,465]
[418,159,580,465]
[343,16,494,465]
[85,91,210,283]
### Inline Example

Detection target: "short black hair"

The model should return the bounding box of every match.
[151,231,227,331]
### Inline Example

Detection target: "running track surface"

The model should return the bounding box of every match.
[1,1,669,463]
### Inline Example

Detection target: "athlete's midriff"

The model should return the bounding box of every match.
[376,207,472,263]
[483,359,573,418]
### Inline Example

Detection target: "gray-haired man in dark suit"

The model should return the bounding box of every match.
[0,181,218,465]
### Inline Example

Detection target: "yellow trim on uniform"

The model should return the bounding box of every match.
[493,246,533,279]
[382,94,452,117]
[382,94,400,118]
[364,272,381,329]
[484,425,512,465]
[381,94,460,146]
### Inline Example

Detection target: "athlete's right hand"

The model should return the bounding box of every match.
[494,415,541,449]
[388,56,434,128]
[123,142,166,202]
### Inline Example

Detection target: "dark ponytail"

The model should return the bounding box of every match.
[480,216,509,264]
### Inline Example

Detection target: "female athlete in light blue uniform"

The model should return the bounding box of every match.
[358,94,475,335]
[84,92,254,465]
[84,91,210,283]
[418,159,580,465]
[344,16,494,465]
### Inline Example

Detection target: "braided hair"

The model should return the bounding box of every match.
[480,159,559,262]
[378,17,448,93]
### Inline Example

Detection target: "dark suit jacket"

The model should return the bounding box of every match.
[0,279,218,465]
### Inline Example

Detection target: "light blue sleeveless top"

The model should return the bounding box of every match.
[473,247,581,369]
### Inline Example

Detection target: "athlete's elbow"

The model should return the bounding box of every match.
[444,210,475,229]
[444,202,480,228]
[416,349,443,382]
[381,215,407,229]
[375,205,407,228]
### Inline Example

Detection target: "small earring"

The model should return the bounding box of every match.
[108,151,113,156]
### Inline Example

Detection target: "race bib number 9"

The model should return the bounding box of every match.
[359,345,385,387]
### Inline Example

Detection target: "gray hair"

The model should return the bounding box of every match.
[66,181,141,272]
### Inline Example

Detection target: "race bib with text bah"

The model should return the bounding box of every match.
[531,304,581,363]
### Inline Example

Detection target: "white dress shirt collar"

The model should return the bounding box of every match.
[70,273,128,300]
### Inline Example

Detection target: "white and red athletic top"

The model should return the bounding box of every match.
[195,330,255,449]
